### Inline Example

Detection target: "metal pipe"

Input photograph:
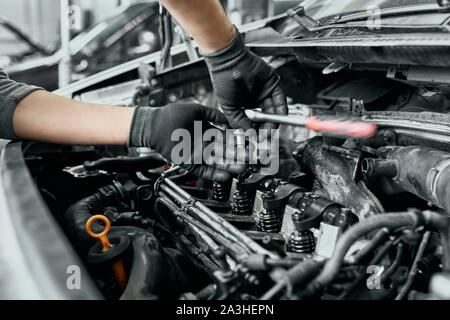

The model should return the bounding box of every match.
[163,179,274,257]
[160,184,249,256]
[157,196,221,253]
[178,235,220,274]
[161,178,278,259]
[159,195,247,261]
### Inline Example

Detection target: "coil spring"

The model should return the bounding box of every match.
[288,230,316,254]
[232,189,252,215]
[257,209,281,233]
[212,182,228,202]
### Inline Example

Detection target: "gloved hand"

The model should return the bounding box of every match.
[128,103,247,182]
[202,28,288,133]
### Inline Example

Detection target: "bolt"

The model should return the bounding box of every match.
[383,130,397,144]
[168,93,178,103]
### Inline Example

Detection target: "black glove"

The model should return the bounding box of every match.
[128,103,246,182]
[202,28,288,133]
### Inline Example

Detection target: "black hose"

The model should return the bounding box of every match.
[260,260,325,300]
[380,242,405,283]
[302,210,450,298]
[260,281,286,301]
[196,284,218,300]
[63,181,129,249]
[347,228,390,264]
[361,159,398,178]
[64,182,194,299]
[338,238,396,300]
[266,258,303,269]
[119,227,186,300]
[382,146,450,213]
[84,155,166,173]
[395,231,432,300]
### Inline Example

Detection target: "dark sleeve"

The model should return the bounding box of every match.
[0,68,43,140]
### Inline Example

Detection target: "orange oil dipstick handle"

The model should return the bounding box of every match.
[86,215,127,289]
[86,215,114,252]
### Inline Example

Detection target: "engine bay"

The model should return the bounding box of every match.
[24,58,450,300]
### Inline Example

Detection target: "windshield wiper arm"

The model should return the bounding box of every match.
[286,4,450,35]
[286,5,321,32]
[332,3,450,25]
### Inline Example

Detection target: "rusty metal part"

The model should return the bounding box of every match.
[294,137,384,219]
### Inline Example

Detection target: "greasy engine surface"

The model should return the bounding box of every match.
[25,60,450,300]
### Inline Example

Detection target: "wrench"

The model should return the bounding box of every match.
[245,110,378,138]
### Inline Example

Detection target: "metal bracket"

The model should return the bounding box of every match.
[286,5,321,32]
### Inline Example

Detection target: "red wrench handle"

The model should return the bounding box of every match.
[306,116,378,138]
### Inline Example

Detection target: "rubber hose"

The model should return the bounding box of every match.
[303,210,450,297]
[63,182,128,249]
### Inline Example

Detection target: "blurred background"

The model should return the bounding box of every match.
[0,0,300,89]
[0,0,298,55]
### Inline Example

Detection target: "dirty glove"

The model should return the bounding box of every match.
[128,103,247,182]
[202,28,288,133]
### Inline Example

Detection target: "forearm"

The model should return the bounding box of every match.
[159,0,235,53]
[13,90,134,145]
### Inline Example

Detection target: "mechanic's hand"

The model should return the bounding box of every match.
[128,103,247,182]
[202,28,288,133]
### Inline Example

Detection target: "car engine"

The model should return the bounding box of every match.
[24,56,450,300]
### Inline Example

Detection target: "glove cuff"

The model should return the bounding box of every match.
[127,107,156,148]
[201,26,246,72]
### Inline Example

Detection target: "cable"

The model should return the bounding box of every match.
[346,228,390,264]
[380,242,405,283]
[260,260,325,300]
[338,238,397,300]
[395,231,432,300]
[260,282,286,300]
[302,210,450,298]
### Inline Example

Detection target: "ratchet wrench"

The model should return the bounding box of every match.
[245,110,378,138]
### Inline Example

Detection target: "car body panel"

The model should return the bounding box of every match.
[0,142,101,299]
